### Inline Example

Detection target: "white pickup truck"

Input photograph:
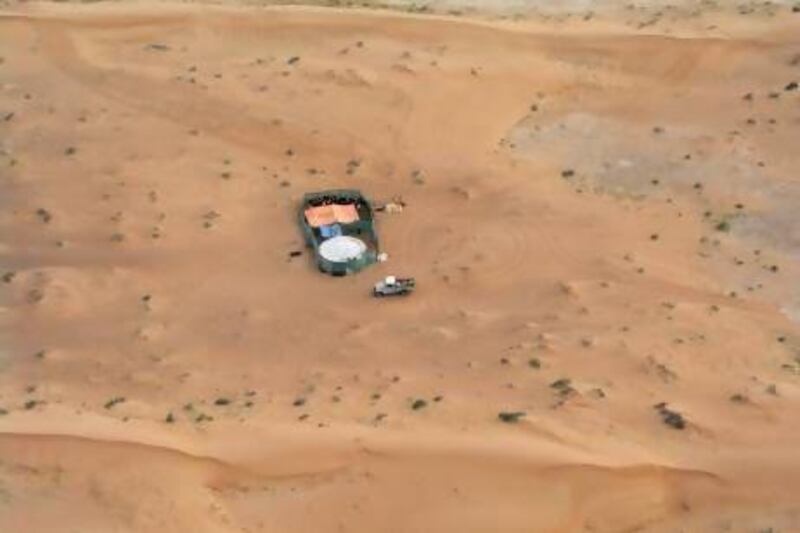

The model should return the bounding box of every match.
[373,276,416,297]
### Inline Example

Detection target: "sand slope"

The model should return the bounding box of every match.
[1,2,799,531]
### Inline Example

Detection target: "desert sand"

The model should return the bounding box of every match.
[1,0,800,531]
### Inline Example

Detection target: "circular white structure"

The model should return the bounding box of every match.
[319,235,367,264]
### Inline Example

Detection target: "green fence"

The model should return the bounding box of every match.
[299,189,380,276]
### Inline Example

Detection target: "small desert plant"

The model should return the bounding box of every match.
[104,397,126,409]
[654,402,686,430]
[498,411,526,423]
[729,393,749,404]
[411,399,427,410]
[36,208,52,223]
[550,378,572,392]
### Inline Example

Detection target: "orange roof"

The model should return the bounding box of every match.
[304,204,359,228]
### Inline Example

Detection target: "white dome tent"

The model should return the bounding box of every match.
[318,235,368,264]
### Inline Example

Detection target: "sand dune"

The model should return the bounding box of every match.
[1,1,799,531]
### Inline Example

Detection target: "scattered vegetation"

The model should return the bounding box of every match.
[27,289,44,304]
[346,159,361,175]
[590,388,606,399]
[411,398,427,410]
[550,378,575,397]
[35,208,52,223]
[729,393,749,404]
[650,359,678,383]
[498,411,526,423]
[104,397,126,409]
[654,402,686,430]
[203,210,221,229]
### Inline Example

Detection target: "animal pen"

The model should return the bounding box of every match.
[299,189,380,276]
